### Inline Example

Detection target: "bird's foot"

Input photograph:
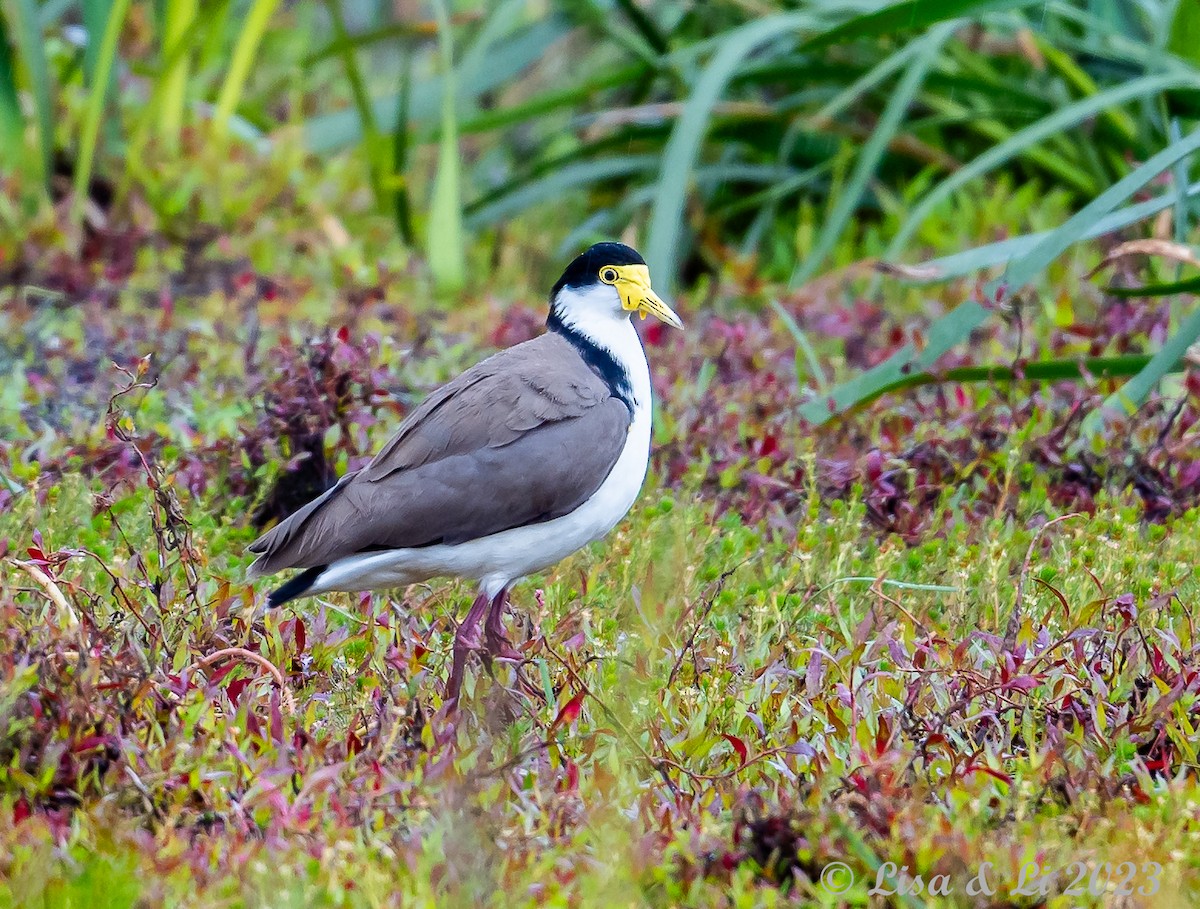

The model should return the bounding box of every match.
[445,592,490,705]
[484,588,524,663]
[484,627,524,663]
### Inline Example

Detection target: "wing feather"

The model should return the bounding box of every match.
[247,333,631,576]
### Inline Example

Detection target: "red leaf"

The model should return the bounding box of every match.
[336,325,351,343]
[226,677,250,706]
[965,763,1013,785]
[294,618,306,655]
[346,728,364,756]
[244,709,262,740]
[551,691,585,733]
[269,691,284,743]
[206,662,237,688]
[722,733,749,766]
[559,759,580,793]
[1005,675,1039,693]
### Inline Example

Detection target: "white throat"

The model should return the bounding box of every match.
[552,285,652,411]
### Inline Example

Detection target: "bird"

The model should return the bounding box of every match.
[247,242,682,702]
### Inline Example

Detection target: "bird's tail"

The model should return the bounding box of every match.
[266,565,327,608]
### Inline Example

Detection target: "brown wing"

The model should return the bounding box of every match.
[246,333,631,576]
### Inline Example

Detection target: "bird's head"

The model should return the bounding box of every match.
[549,242,683,332]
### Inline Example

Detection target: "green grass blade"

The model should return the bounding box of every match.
[212,0,280,139]
[305,20,441,65]
[857,354,1183,411]
[457,0,536,111]
[614,0,668,55]
[0,11,24,177]
[809,40,921,127]
[886,72,1195,258]
[907,181,1200,282]
[1105,274,1200,297]
[569,0,660,67]
[465,156,658,228]
[392,47,414,246]
[426,0,465,296]
[1167,0,1200,67]
[321,0,386,209]
[7,0,52,188]
[789,20,954,289]
[1170,118,1192,249]
[457,63,646,136]
[1081,307,1200,441]
[158,0,198,146]
[798,0,1040,52]
[81,0,112,80]
[803,127,1200,424]
[71,0,131,229]
[996,126,1200,292]
[769,299,829,394]
[644,11,818,292]
[303,14,573,154]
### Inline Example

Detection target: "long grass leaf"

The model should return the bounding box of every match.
[8,0,52,188]
[80,0,112,80]
[158,0,198,145]
[998,127,1200,291]
[789,20,954,289]
[803,128,1200,424]
[392,47,414,246]
[426,0,465,296]
[886,72,1195,257]
[809,40,921,127]
[305,20,443,66]
[906,182,1200,282]
[570,0,660,66]
[304,15,572,154]
[321,0,386,208]
[0,12,24,176]
[799,0,1039,52]
[1170,118,1192,249]
[614,0,668,55]
[212,0,280,139]
[465,156,658,228]
[457,0,535,114]
[644,11,819,292]
[1105,274,1200,297]
[856,354,1183,411]
[769,300,829,393]
[458,64,645,136]
[1081,307,1200,440]
[1167,0,1200,67]
[71,0,131,229]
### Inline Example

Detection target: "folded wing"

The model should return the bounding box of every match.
[247,333,632,576]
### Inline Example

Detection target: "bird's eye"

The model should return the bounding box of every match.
[600,267,618,284]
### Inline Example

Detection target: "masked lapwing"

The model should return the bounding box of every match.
[247,242,682,702]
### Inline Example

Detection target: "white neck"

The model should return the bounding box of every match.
[552,286,652,411]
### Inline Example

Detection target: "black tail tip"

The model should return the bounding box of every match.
[266,565,327,608]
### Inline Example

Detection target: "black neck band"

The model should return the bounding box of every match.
[547,309,636,411]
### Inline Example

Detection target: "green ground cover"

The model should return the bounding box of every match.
[6,1,1200,905]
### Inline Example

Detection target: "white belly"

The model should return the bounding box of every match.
[311,406,651,598]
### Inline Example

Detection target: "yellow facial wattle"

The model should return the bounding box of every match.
[598,264,683,329]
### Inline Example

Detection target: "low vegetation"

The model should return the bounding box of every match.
[5,0,1200,906]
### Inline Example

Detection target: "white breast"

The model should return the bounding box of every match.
[312,317,653,598]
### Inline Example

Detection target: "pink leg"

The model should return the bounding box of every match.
[484,588,523,662]
[446,592,488,704]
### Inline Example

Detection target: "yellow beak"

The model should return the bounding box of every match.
[603,264,684,329]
